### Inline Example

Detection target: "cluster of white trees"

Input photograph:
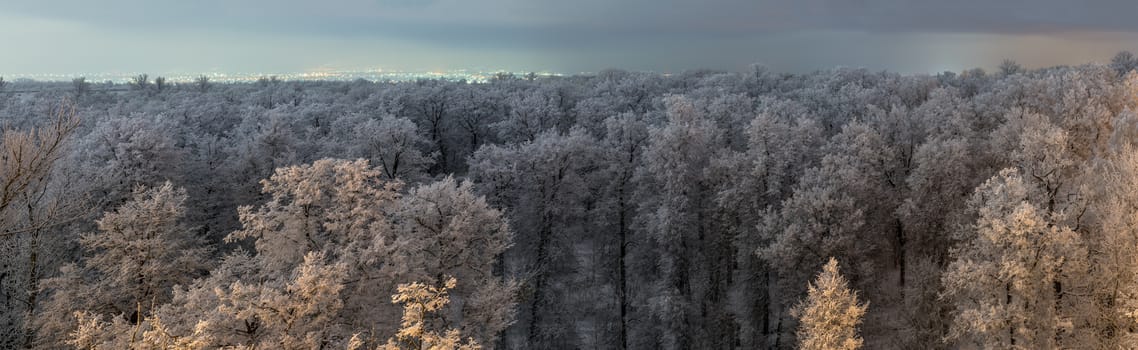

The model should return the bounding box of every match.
[28,159,513,349]
[6,52,1138,349]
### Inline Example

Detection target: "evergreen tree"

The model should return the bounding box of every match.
[791,257,867,350]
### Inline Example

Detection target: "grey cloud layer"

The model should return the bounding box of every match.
[9,0,1138,44]
[2,0,1137,73]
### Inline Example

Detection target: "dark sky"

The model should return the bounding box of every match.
[3,0,1138,75]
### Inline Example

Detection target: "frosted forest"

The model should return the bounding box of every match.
[6,55,1138,349]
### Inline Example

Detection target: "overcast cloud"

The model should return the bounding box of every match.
[3,0,1137,74]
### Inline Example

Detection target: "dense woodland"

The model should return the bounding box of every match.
[5,53,1138,349]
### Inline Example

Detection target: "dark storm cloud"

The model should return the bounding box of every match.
[3,0,1138,73]
[9,0,1138,46]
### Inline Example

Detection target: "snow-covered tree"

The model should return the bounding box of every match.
[493,90,562,144]
[636,95,730,350]
[791,257,867,350]
[225,158,401,272]
[389,177,517,345]
[115,159,517,349]
[392,81,457,174]
[0,104,83,348]
[469,128,603,348]
[1076,141,1138,348]
[1113,51,1138,76]
[598,112,651,349]
[714,101,823,348]
[71,112,188,206]
[941,169,1086,349]
[368,277,481,350]
[66,251,348,349]
[35,182,209,348]
[351,115,436,181]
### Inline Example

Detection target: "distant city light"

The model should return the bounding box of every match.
[0,69,564,84]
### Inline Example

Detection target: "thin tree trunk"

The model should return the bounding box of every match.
[618,186,629,350]
[896,218,906,292]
